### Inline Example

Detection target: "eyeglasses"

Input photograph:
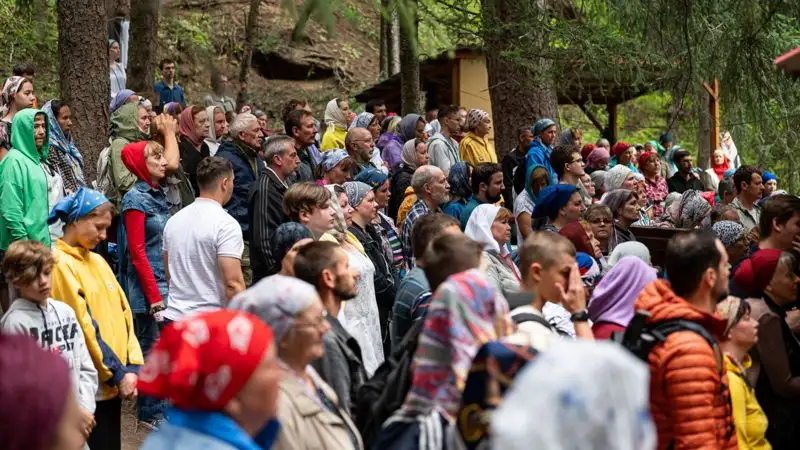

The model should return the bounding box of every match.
[589,218,612,225]
[295,310,329,331]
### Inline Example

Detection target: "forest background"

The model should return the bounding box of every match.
[2,0,800,190]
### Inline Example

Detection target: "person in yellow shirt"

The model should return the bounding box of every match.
[459,108,497,166]
[716,296,771,450]
[321,97,354,151]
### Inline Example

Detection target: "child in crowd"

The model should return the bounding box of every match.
[0,240,98,443]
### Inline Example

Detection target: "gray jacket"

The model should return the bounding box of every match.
[0,298,98,412]
[485,251,521,296]
[311,316,367,416]
[427,132,460,173]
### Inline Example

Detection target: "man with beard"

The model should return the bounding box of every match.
[345,127,378,176]
[460,162,505,229]
[294,241,365,415]
[634,230,737,450]
[401,165,450,266]
[285,108,318,182]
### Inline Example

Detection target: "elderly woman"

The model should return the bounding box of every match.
[230,275,363,450]
[204,105,228,156]
[465,204,521,295]
[383,114,425,173]
[350,112,386,172]
[514,163,551,244]
[321,98,353,151]
[714,297,769,450]
[532,183,585,232]
[178,105,211,194]
[585,146,610,174]
[559,220,604,262]
[600,189,640,253]
[590,169,608,199]
[585,204,613,256]
[603,164,637,192]
[712,220,749,267]
[639,150,668,217]
[666,189,711,229]
[702,148,730,192]
[459,109,497,166]
[110,89,138,114]
[49,187,143,450]
[271,222,314,276]
[588,256,657,339]
[317,149,355,186]
[607,241,652,270]
[611,141,638,173]
[139,310,282,450]
[389,138,428,219]
[443,161,473,221]
[734,249,800,448]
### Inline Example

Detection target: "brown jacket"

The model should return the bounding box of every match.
[273,366,364,450]
[635,280,738,450]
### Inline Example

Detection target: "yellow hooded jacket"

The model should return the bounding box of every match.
[51,239,143,400]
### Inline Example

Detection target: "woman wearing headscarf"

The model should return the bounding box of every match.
[715,296,770,450]
[667,189,711,229]
[49,187,143,450]
[465,204,521,295]
[491,340,655,450]
[163,102,183,118]
[355,168,407,283]
[514,164,551,244]
[0,76,36,158]
[734,249,800,449]
[204,105,228,156]
[346,180,397,359]
[607,241,651,270]
[376,115,401,152]
[383,114,425,173]
[178,105,211,194]
[321,98,353,152]
[116,140,170,429]
[349,111,387,173]
[638,150,668,217]
[321,185,385,374]
[600,189,640,253]
[109,89,138,114]
[559,127,582,148]
[762,171,778,197]
[588,256,657,339]
[271,222,314,276]
[559,220,604,262]
[109,40,127,99]
[0,334,87,450]
[43,100,85,194]
[389,138,429,220]
[139,310,281,450]
[703,148,730,192]
[713,220,749,267]
[459,109,497,166]
[317,149,355,186]
[610,141,638,173]
[230,275,363,450]
[603,164,637,192]
[442,161,473,221]
[532,183,584,233]
[585,146,610,175]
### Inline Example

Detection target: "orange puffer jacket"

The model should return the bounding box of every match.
[634,279,738,450]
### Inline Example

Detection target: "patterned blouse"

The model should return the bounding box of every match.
[644,175,669,217]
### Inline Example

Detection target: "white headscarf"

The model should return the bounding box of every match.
[604,164,633,191]
[491,340,656,450]
[204,105,223,155]
[608,241,652,268]
[465,204,507,256]
[324,98,348,130]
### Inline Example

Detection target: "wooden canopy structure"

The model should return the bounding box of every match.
[775,46,800,78]
[355,48,655,142]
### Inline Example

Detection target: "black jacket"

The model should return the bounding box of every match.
[249,167,289,282]
[389,166,414,220]
[503,147,526,206]
[294,145,317,182]
[667,172,704,194]
[216,139,262,239]
[179,136,210,195]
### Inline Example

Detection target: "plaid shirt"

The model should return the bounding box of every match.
[401,199,432,266]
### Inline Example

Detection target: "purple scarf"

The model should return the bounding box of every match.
[588,256,657,327]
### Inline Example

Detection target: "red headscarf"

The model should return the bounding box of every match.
[121,141,160,189]
[701,191,716,207]
[138,310,274,411]
[581,143,596,161]
[0,334,72,450]
[559,220,595,256]
[733,249,782,295]
[179,106,204,148]
[612,141,631,157]
[712,150,730,181]
[638,150,657,169]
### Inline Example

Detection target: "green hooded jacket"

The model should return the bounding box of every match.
[109,103,149,197]
[0,109,51,249]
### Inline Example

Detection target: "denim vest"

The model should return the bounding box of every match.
[117,181,169,313]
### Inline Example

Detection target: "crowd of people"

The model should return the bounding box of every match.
[1,54,800,450]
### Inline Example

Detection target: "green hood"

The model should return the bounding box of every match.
[109,102,150,142]
[10,108,49,163]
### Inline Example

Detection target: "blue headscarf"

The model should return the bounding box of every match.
[532,118,556,136]
[271,222,314,264]
[42,100,85,177]
[110,89,136,114]
[723,168,736,179]
[448,161,472,200]
[532,184,577,220]
[354,167,389,190]
[524,163,550,204]
[763,171,777,183]
[320,148,350,172]
[48,187,109,224]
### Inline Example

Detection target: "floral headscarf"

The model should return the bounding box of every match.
[712,220,746,248]
[0,76,27,117]
[448,161,471,199]
[343,181,372,208]
[672,189,711,229]
[466,109,489,131]
[349,111,375,131]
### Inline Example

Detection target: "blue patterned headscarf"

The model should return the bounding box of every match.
[448,161,472,199]
[349,112,375,131]
[343,181,372,208]
[532,118,556,136]
[42,100,85,178]
[320,148,350,172]
[48,186,109,224]
[354,167,388,190]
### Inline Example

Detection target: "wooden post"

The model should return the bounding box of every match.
[606,102,619,144]
[702,79,720,150]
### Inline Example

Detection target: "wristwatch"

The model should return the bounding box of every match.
[570,309,590,323]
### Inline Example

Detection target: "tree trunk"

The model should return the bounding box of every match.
[106,0,130,18]
[399,1,419,115]
[127,0,160,97]
[388,8,400,75]
[481,0,558,157]
[58,0,108,183]
[695,88,711,170]
[379,0,390,78]
[238,0,261,108]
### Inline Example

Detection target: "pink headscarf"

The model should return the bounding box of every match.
[179,105,204,148]
[586,147,611,170]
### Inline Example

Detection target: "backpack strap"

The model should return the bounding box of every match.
[513,312,555,331]
[650,319,723,373]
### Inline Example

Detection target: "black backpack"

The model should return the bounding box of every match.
[355,319,424,449]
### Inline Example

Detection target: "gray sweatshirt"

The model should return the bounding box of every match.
[1,298,98,413]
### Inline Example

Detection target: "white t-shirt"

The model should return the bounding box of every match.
[513,190,535,246]
[162,198,244,321]
[505,305,558,351]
